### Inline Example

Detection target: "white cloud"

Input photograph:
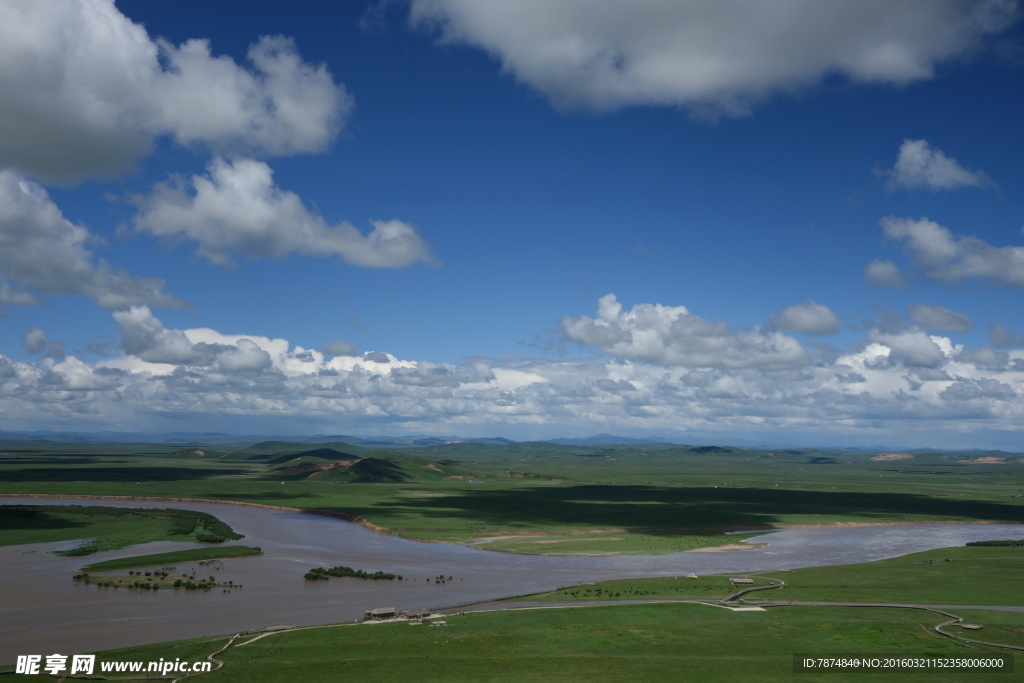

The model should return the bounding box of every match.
[768,300,839,336]
[0,170,184,310]
[0,0,349,183]
[409,0,1018,114]
[561,294,811,368]
[879,216,1024,287]
[864,259,905,288]
[884,139,991,191]
[908,304,972,334]
[151,36,349,157]
[131,158,438,268]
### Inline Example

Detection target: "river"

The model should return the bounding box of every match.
[2,496,1023,664]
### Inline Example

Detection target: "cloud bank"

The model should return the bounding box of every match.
[1,296,1019,446]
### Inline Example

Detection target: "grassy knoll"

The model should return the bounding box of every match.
[10,604,1014,682]
[2,442,1023,555]
[79,545,262,572]
[0,505,243,554]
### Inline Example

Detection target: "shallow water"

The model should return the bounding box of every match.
[2,496,1022,663]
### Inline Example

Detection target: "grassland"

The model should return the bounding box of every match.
[1,440,1022,555]
[8,604,1016,682]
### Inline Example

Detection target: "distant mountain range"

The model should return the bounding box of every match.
[0,429,995,453]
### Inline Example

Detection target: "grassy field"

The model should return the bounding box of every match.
[762,545,1024,605]
[0,504,243,554]
[944,609,1024,648]
[6,603,1016,682]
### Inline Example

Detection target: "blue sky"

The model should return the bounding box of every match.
[1,0,1023,447]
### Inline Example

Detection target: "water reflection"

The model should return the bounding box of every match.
[2,496,1022,663]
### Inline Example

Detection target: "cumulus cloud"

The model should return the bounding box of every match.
[884,139,991,191]
[908,304,972,333]
[409,0,1018,114]
[768,300,839,336]
[150,36,350,157]
[0,0,349,183]
[131,158,438,268]
[0,171,184,310]
[561,294,811,368]
[878,216,1024,287]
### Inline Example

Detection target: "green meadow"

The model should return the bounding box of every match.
[7,604,1017,682]
[2,440,1022,555]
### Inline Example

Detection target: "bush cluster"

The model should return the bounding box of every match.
[304,566,401,581]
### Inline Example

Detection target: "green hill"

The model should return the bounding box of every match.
[269,453,467,483]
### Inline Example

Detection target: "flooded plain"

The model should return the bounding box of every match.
[3,496,1023,663]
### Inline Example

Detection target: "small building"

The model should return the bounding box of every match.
[729,578,755,586]
[363,607,397,621]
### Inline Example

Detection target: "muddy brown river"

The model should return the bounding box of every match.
[3,497,1023,664]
